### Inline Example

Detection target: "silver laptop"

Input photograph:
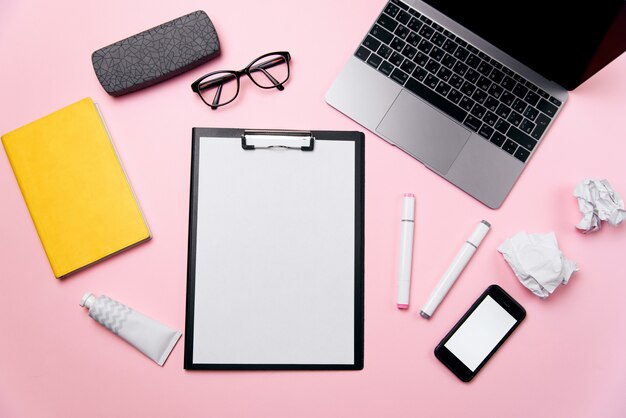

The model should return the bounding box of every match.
[326,0,625,208]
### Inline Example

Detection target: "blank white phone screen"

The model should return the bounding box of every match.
[444,295,517,371]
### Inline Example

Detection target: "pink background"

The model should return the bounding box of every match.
[1,0,625,417]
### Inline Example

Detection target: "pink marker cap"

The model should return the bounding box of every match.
[397,304,409,309]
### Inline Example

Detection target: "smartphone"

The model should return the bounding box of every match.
[434,284,526,382]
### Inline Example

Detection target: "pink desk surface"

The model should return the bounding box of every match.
[1,0,625,417]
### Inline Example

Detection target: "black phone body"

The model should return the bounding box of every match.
[435,285,526,382]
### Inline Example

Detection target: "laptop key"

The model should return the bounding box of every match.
[519,118,535,134]
[537,99,558,117]
[549,96,562,107]
[378,44,393,59]
[464,69,480,83]
[490,131,506,147]
[392,0,408,10]
[447,88,463,104]
[404,77,468,123]
[466,54,481,68]
[463,115,481,132]
[370,25,394,44]
[531,113,551,139]
[425,59,441,74]
[523,106,539,121]
[429,46,445,61]
[413,51,428,67]
[478,124,494,139]
[407,32,421,47]
[489,69,504,83]
[484,96,499,111]
[441,54,457,69]
[401,59,417,74]
[377,14,398,32]
[379,61,394,76]
[460,81,475,96]
[459,96,475,111]
[395,25,410,39]
[417,39,433,54]
[512,83,529,100]
[501,91,515,106]
[391,38,406,52]
[431,32,446,46]
[402,45,418,60]
[407,17,422,32]
[524,91,540,107]
[477,61,493,76]
[363,36,381,52]
[452,61,469,76]
[514,147,530,163]
[453,47,469,61]
[418,25,434,39]
[396,10,411,25]
[511,98,526,114]
[507,126,537,150]
[355,46,370,61]
[390,68,409,85]
[449,74,464,89]
[495,104,510,119]
[424,73,439,89]
[442,39,458,54]
[507,110,523,126]
[471,103,486,119]
[413,67,428,81]
[501,76,515,91]
[384,3,400,17]
[483,111,498,126]
[435,82,452,97]
[366,54,383,68]
[438,67,452,82]
[502,139,518,155]
[476,76,491,91]
[488,84,504,99]
[472,89,487,104]
[390,52,404,66]
[495,118,510,134]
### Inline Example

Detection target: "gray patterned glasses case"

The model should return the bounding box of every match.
[92,11,220,96]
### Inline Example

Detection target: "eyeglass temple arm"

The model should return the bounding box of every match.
[211,83,223,109]
[249,57,288,90]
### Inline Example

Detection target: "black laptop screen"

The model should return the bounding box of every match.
[421,0,625,89]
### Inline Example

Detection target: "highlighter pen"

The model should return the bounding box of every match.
[420,220,491,319]
[397,194,416,309]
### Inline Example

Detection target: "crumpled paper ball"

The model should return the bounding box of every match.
[574,178,626,233]
[498,232,578,298]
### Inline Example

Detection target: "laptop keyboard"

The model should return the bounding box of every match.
[354,0,563,163]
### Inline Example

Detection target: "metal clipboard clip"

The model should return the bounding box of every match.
[241,130,315,151]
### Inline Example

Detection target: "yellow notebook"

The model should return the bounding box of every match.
[2,98,151,278]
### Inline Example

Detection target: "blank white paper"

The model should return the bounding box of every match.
[192,137,356,365]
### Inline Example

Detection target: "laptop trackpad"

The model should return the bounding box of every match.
[376,90,471,174]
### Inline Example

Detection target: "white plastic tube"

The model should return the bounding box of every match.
[80,293,181,366]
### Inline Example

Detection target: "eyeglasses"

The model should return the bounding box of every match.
[191,51,291,109]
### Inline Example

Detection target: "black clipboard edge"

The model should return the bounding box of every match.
[184,128,364,370]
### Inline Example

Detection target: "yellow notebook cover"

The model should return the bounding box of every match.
[2,98,151,278]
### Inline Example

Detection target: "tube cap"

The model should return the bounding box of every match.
[79,292,97,309]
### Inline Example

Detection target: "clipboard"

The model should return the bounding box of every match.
[184,128,364,370]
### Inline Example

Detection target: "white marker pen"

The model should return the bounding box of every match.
[420,220,491,319]
[397,194,416,309]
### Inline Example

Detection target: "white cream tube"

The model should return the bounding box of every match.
[80,293,181,366]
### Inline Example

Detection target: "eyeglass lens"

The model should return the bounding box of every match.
[248,54,289,89]
[197,72,239,108]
